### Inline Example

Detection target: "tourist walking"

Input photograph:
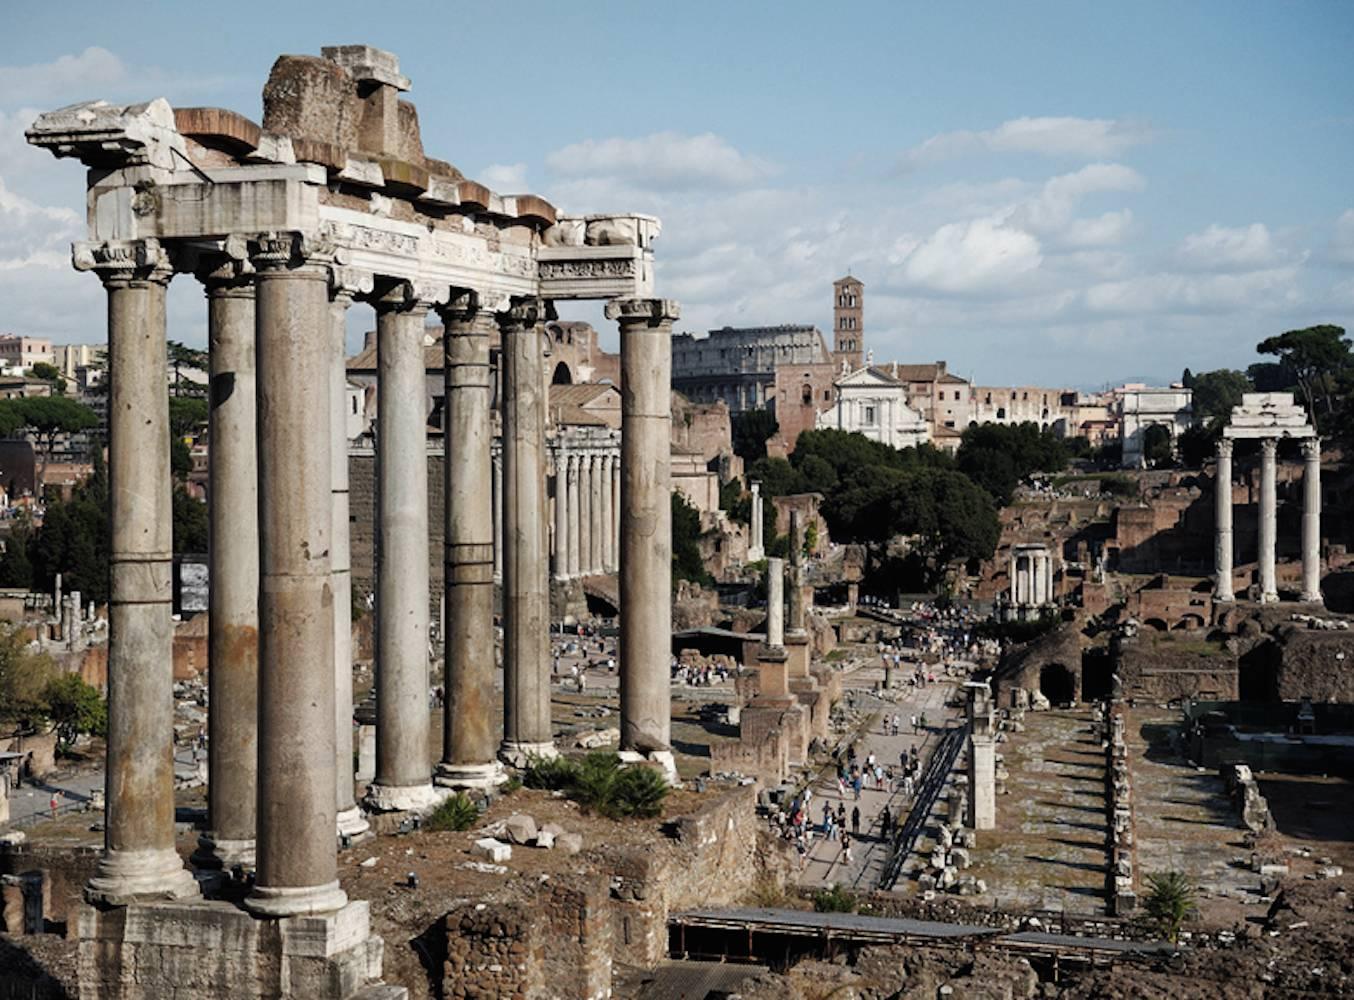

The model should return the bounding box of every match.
[851,805,860,835]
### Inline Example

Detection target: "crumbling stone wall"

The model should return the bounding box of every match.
[441,900,544,1000]
[1114,632,1239,701]
[1273,626,1354,702]
[0,844,98,927]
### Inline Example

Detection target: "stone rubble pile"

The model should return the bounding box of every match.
[1222,763,1274,833]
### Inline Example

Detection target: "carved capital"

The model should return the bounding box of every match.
[248,231,339,272]
[1260,437,1278,458]
[1216,438,1233,460]
[440,288,508,331]
[330,265,374,302]
[373,278,448,312]
[604,297,680,326]
[498,296,546,330]
[1302,437,1321,461]
[73,239,174,287]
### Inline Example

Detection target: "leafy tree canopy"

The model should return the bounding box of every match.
[730,408,779,463]
[1256,324,1351,425]
[955,422,1069,504]
[671,490,711,586]
[1189,369,1252,425]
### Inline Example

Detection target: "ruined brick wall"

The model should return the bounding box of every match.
[349,452,444,603]
[442,900,545,1000]
[0,843,99,925]
[768,362,837,456]
[1114,634,1238,701]
[1274,627,1354,702]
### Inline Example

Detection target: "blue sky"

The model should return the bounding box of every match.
[2,1,1352,388]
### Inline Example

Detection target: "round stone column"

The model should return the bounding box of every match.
[499,299,555,764]
[566,453,581,579]
[766,557,785,648]
[787,511,806,634]
[610,454,620,570]
[492,449,503,582]
[553,449,569,581]
[607,298,681,771]
[246,232,345,917]
[436,292,505,789]
[329,275,371,841]
[1259,437,1278,603]
[1301,437,1323,604]
[366,283,437,812]
[588,451,604,574]
[1214,438,1235,602]
[79,239,198,905]
[599,452,614,573]
[194,261,260,871]
[577,452,594,576]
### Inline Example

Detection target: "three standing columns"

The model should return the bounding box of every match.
[500,299,556,764]
[246,232,345,917]
[81,239,198,905]
[365,284,437,812]
[194,260,259,871]
[1258,438,1278,603]
[436,292,505,788]
[608,298,681,773]
[1214,439,1234,602]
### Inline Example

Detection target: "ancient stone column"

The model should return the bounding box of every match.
[787,511,806,635]
[492,449,503,582]
[589,450,605,574]
[330,275,370,843]
[599,453,613,572]
[500,299,555,763]
[553,449,569,581]
[577,452,593,576]
[566,453,581,579]
[1259,437,1278,603]
[1214,438,1235,602]
[749,482,764,559]
[610,455,620,571]
[246,232,345,917]
[436,292,505,789]
[194,260,259,871]
[766,557,786,649]
[365,285,437,812]
[79,239,198,905]
[608,298,681,769]
[1008,553,1018,610]
[1301,437,1322,604]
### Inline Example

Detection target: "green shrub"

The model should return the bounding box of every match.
[812,884,856,913]
[425,793,479,833]
[608,764,669,819]
[569,752,623,813]
[501,776,523,795]
[522,753,580,790]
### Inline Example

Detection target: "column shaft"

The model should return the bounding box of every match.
[1302,438,1322,603]
[609,454,620,571]
[1259,437,1278,602]
[367,293,436,810]
[787,511,805,633]
[247,234,344,916]
[553,450,569,581]
[609,298,680,760]
[437,296,503,787]
[196,269,259,869]
[600,454,614,572]
[766,557,785,648]
[1214,440,1234,602]
[577,453,593,576]
[500,301,554,760]
[589,453,604,574]
[566,455,581,578]
[492,449,503,581]
[84,243,197,905]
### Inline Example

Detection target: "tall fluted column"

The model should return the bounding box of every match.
[365,284,437,812]
[79,239,197,905]
[330,274,370,842]
[246,232,344,917]
[610,454,620,572]
[1259,437,1278,603]
[787,510,806,635]
[566,453,581,579]
[1214,438,1234,602]
[500,299,555,763]
[1008,553,1018,609]
[577,452,594,576]
[599,452,614,573]
[436,292,505,788]
[1301,437,1323,604]
[608,298,681,770]
[587,452,603,574]
[553,449,569,581]
[194,260,260,871]
[492,449,503,582]
[749,482,764,559]
[766,557,785,648]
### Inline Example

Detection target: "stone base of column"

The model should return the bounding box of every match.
[1260,591,1280,604]
[1300,590,1324,605]
[85,848,201,907]
[191,834,255,872]
[434,761,507,790]
[77,898,403,999]
[243,879,348,919]
[361,781,440,815]
[336,805,372,844]
[498,740,558,769]
[617,748,679,786]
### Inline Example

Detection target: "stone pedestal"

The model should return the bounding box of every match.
[76,899,403,1000]
[1213,439,1234,602]
[967,733,996,830]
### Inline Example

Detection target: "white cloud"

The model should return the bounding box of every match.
[1012,163,1144,244]
[545,132,776,190]
[477,162,528,192]
[1083,264,1301,316]
[1061,210,1134,247]
[0,47,130,107]
[903,116,1151,168]
[1332,209,1354,264]
[897,217,1043,294]
[1176,223,1282,271]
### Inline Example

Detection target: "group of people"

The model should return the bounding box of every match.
[669,660,731,687]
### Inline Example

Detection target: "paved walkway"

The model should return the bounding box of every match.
[799,676,961,889]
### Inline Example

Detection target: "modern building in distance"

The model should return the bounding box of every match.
[0,335,54,372]
[54,343,104,379]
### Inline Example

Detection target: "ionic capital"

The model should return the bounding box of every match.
[248,231,338,272]
[604,297,680,326]
[195,254,255,298]
[73,239,174,287]
[1215,438,1233,459]
[1302,437,1321,461]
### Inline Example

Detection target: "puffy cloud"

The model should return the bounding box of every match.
[1176,223,1282,271]
[0,47,129,107]
[902,116,1151,168]
[545,131,776,190]
[1332,209,1354,264]
[1013,163,1145,236]
[896,217,1043,294]
[1060,210,1134,247]
[1083,264,1301,316]
[477,162,528,192]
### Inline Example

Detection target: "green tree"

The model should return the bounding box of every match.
[731,408,779,462]
[0,623,55,730]
[6,396,98,481]
[173,486,209,554]
[1142,423,1173,467]
[0,510,36,589]
[1256,325,1351,425]
[1176,423,1218,469]
[1189,369,1252,425]
[1143,871,1198,944]
[167,341,208,397]
[169,396,208,481]
[29,362,67,394]
[30,448,110,605]
[42,672,106,752]
[956,422,1068,504]
[671,490,711,586]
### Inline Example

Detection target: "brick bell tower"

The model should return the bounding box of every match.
[832,275,864,370]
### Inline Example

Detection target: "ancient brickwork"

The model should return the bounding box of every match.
[349,452,445,602]
[441,900,544,1000]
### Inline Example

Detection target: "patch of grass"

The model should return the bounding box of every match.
[523,754,580,790]
[824,649,847,662]
[425,793,479,832]
[812,884,857,913]
[500,776,522,795]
